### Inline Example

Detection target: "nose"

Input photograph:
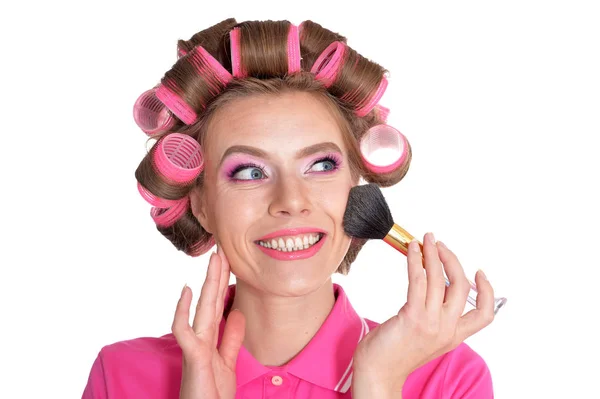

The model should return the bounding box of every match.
[268,176,313,218]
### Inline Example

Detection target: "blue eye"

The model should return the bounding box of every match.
[309,156,340,173]
[229,164,266,181]
[227,155,341,182]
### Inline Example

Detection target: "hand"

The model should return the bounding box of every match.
[172,245,246,399]
[352,233,496,394]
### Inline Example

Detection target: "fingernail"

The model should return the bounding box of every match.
[478,269,488,281]
[410,239,421,253]
[427,232,436,244]
[181,283,187,295]
[438,240,447,249]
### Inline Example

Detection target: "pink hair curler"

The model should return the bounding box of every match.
[151,196,190,228]
[152,133,204,184]
[359,124,409,174]
[355,75,389,117]
[230,27,246,78]
[155,82,198,125]
[137,181,183,208]
[133,86,177,136]
[157,46,233,125]
[187,236,216,257]
[310,41,345,88]
[287,24,301,74]
[188,46,233,94]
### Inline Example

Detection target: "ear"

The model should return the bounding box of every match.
[189,185,213,234]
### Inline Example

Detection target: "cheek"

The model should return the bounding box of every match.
[316,179,353,222]
[210,187,264,234]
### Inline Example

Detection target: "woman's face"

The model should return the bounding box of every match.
[191,91,356,296]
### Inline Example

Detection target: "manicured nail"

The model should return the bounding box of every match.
[410,239,421,253]
[181,283,188,295]
[427,232,436,244]
[438,240,447,249]
[478,269,488,281]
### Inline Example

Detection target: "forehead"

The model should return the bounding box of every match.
[206,91,347,155]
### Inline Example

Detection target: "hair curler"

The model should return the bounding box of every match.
[133,86,177,136]
[359,124,409,174]
[151,133,204,184]
[310,41,345,88]
[151,196,190,228]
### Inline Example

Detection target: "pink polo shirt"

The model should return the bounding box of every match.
[82,283,493,398]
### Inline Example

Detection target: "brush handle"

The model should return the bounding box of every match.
[384,224,507,315]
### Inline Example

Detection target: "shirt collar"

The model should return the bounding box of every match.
[217,283,370,394]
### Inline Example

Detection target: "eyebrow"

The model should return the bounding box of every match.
[218,142,343,168]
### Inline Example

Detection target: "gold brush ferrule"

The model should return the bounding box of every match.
[382,224,423,256]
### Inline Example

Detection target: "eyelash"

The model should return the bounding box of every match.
[228,154,342,181]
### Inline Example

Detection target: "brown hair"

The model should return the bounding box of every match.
[135,19,412,275]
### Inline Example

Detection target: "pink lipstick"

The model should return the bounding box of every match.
[257,227,326,241]
[256,234,327,261]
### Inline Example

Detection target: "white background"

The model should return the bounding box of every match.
[1,1,599,398]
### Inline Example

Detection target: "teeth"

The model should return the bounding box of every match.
[258,233,323,252]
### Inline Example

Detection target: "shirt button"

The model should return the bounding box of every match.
[271,375,283,386]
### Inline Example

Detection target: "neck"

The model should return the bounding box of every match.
[228,277,336,367]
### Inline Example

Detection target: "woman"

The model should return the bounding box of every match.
[83,18,496,398]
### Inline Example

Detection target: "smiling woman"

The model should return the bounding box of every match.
[83,18,495,399]
[189,89,364,293]
[134,20,408,275]
[188,82,391,277]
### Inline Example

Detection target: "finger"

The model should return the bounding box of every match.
[423,233,445,312]
[437,240,470,319]
[171,285,197,354]
[219,309,246,370]
[406,239,427,309]
[456,270,496,340]
[192,252,221,341]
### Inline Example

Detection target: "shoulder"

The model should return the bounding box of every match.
[438,342,493,397]
[82,333,183,398]
[98,332,181,370]
[405,342,493,398]
[99,332,180,357]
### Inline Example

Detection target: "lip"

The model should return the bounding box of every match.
[256,233,327,261]
[256,227,327,242]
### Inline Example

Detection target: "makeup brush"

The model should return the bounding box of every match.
[343,183,507,315]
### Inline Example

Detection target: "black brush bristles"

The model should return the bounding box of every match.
[343,183,394,239]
